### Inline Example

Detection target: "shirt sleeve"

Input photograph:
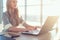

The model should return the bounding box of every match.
[4,23,12,30]
[2,12,12,31]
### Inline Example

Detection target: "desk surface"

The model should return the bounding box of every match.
[0,30,58,40]
[15,30,57,40]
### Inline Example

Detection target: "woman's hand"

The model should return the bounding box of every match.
[23,22,41,31]
[8,27,27,32]
[26,26,36,31]
[26,26,41,31]
[7,27,28,37]
[35,26,42,29]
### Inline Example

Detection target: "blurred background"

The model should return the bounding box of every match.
[0,0,60,40]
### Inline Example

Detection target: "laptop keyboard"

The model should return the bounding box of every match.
[22,28,41,35]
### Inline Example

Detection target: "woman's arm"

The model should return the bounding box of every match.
[8,27,27,32]
[20,17,41,31]
[23,22,36,30]
[2,13,27,33]
[2,13,12,31]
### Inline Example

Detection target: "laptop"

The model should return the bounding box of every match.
[22,16,59,35]
[0,35,15,40]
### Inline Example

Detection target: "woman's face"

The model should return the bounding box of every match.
[9,0,17,9]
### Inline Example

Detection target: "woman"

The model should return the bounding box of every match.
[2,0,40,37]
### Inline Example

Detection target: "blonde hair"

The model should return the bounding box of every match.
[6,0,20,26]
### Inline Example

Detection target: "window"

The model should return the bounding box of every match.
[3,0,60,29]
[26,0,41,26]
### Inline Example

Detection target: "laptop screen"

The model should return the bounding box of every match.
[40,16,59,34]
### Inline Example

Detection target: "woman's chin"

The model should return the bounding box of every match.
[11,7,16,9]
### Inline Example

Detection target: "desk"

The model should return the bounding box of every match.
[0,30,58,40]
[15,30,56,40]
